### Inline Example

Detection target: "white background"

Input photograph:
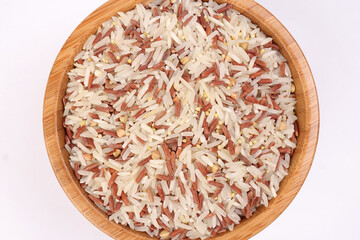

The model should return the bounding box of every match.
[0,0,358,239]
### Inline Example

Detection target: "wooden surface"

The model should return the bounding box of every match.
[43,0,319,239]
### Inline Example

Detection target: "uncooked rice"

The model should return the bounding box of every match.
[63,0,298,239]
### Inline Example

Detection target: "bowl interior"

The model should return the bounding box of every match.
[43,0,319,239]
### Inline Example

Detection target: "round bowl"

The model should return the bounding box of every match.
[43,0,319,239]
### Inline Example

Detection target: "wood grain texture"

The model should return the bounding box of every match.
[43,0,319,239]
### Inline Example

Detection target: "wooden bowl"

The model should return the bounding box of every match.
[43,0,319,239]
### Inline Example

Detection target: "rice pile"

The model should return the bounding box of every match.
[62,0,298,239]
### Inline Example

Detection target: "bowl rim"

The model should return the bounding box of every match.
[43,0,319,239]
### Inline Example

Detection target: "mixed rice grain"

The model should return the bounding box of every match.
[63,0,298,239]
